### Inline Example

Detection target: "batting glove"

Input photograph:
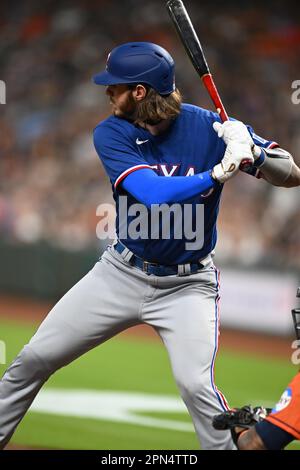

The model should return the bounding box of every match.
[212,141,254,183]
[213,121,261,159]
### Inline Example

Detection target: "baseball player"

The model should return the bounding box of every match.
[212,374,300,450]
[0,42,300,450]
[238,372,300,450]
[213,293,300,450]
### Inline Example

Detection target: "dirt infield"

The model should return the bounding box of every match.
[0,294,294,360]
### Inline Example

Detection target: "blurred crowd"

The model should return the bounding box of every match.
[0,0,299,268]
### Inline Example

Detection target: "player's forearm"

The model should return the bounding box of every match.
[281,161,300,187]
[237,427,266,450]
[257,148,300,187]
[122,168,217,208]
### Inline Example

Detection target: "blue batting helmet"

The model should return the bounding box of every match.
[93,42,175,95]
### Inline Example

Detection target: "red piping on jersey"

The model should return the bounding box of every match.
[114,164,153,189]
[210,268,230,411]
[268,142,279,149]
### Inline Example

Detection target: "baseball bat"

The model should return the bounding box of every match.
[166,0,252,169]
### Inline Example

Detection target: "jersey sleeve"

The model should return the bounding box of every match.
[246,125,279,150]
[93,121,152,190]
[243,124,279,178]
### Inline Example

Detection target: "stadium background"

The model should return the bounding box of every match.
[0,0,299,449]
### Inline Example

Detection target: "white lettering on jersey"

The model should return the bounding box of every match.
[251,133,268,145]
[160,165,180,176]
[185,167,195,176]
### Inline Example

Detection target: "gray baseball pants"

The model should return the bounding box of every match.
[0,245,234,450]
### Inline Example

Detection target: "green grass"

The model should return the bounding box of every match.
[0,318,299,450]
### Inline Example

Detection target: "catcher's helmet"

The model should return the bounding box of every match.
[93,42,175,95]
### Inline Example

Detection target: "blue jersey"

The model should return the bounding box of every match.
[93,104,277,264]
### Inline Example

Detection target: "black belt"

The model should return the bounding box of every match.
[113,241,206,277]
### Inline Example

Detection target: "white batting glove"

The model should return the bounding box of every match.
[212,141,254,183]
[213,121,261,159]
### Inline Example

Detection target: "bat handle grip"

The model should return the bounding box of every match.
[201,74,252,171]
[202,74,228,122]
[239,159,253,171]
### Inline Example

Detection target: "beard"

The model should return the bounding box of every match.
[112,92,137,121]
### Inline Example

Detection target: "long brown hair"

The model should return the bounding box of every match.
[133,87,182,124]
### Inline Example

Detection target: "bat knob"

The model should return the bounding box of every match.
[239,159,253,171]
